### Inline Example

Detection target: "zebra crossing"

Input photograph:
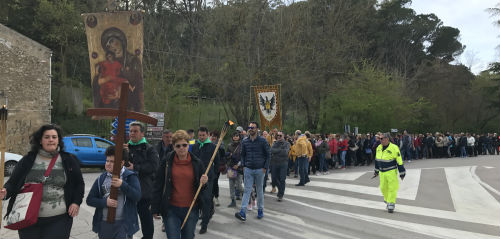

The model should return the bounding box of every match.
[2,161,498,239]
[208,164,500,239]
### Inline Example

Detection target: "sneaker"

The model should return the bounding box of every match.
[315,173,320,176]
[277,196,283,202]
[387,203,395,213]
[214,198,220,207]
[257,209,264,219]
[295,183,305,186]
[235,210,246,222]
[253,200,257,208]
[199,225,207,234]
[271,187,277,193]
[247,203,253,211]
[294,175,298,178]
[323,172,327,175]
[228,199,236,207]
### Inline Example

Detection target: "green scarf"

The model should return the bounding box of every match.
[197,138,212,149]
[128,137,147,145]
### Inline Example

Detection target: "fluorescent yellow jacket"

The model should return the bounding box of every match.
[375,142,405,175]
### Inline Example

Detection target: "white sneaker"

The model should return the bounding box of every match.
[323,172,327,175]
[315,173,320,176]
[247,204,253,211]
[253,200,257,208]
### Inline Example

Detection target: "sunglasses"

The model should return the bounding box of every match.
[247,126,255,130]
[276,135,283,137]
[175,143,189,148]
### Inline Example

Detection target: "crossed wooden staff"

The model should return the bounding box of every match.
[181,120,234,229]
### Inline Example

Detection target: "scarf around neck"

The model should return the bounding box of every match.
[197,138,212,149]
[103,167,126,197]
[39,148,59,158]
[128,137,147,146]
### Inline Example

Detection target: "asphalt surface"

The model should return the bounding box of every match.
[1,155,499,239]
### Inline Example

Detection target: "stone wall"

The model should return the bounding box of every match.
[0,24,52,155]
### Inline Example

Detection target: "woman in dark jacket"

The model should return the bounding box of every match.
[151,130,208,239]
[0,124,85,239]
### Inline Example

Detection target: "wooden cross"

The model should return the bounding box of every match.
[87,82,157,223]
[0,105,7,226]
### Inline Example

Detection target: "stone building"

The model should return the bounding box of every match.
[0,24,52,155]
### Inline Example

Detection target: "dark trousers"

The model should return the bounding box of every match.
[200,177,214,227]
[137,198,154,239]
[271,164,287,198]
[19,214,73,239]
[213,171,220,198]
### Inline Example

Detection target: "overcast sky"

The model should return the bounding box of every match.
[410,0,499,74]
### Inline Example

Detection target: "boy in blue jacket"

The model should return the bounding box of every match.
[87,146,142,239]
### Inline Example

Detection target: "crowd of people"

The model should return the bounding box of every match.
[1,122,497,239]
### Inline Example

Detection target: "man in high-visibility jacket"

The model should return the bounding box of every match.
[374,133,406,213]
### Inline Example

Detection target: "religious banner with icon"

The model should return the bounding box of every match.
[82,11,144,113]
[253,85,282,130]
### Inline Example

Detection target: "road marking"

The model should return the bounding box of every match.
[471,166,500,197]
[263,208,361,239]
[284,169,420,200]
[220,169,500,227]
[445,167,500,225]
[308,171,366,181]
[285,197,500,239]
[203,228,244,239]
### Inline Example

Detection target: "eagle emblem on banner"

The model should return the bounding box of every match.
[258,92,277,121]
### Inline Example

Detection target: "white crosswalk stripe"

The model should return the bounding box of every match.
[216,165,499,239]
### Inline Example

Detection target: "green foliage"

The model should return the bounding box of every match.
[2,0,497,134]
[320,61,433,133]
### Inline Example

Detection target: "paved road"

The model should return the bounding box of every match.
[1,155,499,239]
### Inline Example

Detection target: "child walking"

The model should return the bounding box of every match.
[87,146,142,239]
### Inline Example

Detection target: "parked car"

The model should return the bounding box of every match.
[3,152,23,176]
[63,134,115,167]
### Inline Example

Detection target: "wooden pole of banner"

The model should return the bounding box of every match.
[0,105,8,227]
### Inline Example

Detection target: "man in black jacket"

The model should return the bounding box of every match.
[126,122,159,239]
[156,129,174,160]
[191,126,219,234]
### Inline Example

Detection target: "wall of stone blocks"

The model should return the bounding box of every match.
[0,24,52,155]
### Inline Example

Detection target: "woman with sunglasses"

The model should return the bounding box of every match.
[151,130,208,239]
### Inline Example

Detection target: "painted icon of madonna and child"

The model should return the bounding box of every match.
[92,27,144,112]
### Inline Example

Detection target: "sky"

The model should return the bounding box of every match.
[409,0,499,74]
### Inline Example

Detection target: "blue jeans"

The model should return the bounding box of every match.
[318,153,327,172]
[340,151,346,167]
[297,156,309,184]
[460,146,467,157]
[164,205,199,239]
[271,164,287,198]
[401,147,411,161]
[241,167,265,213]
[294,158,298,176]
